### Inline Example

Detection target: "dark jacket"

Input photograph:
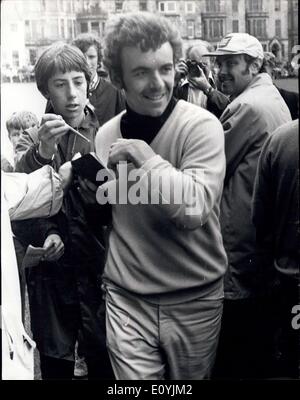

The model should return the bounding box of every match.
[252,119,299,283]
[89,77,126,126]
[220,73,292,300]
[276,86,299,120]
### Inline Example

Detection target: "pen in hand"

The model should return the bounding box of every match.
[66,124,90,143]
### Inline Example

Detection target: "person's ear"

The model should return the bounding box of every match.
[249,58,263,75]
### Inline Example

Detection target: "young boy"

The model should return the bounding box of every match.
[1,111,39,172]
[72,33,125,127]
[14,42,113,380]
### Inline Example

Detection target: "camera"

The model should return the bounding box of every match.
[186,59,204,78]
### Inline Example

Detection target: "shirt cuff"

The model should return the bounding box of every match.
[33,144,54,166]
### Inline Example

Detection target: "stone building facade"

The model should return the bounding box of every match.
[1,0,297,70]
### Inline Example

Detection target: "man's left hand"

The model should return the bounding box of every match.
[108,139,156,170]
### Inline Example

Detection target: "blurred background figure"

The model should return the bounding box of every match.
[1,111,39,172]
[263,52,299,120]
[72,33,125,127]
[252,119,299,378]
[174,40,229,118]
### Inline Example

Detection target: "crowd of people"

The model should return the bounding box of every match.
[1,11,299,381]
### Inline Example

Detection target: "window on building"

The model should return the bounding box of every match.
[32,20,38,39]
[205,19,224,39]
[49,20,59,38]
[61,19,65,38]
[232,20,239,32]
[102,22,106,35]
[232,0,239,12]
[275,19,281,37]
[91,21,100,36]
[185,1,195,13]
[68,19,73,38]
[139,1,147,11]
[205,0,220,12]
[159,1,177,13]
[68,0,73,13]
[275,0,281,11]
[29,49,37,66]
[115,1,123,12]
[25,20,30,41]
[12,50,19,67]
[186,20,195,38]
[80,22,88,33]
[247,0,262,11]
[248,18,266,37]
[203,19,208,37]
[195,21,202,38]
[73,20,76,38]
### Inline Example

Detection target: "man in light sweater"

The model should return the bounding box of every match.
[95,12,227,380]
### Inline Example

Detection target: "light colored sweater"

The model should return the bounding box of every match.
[95,100,227,304]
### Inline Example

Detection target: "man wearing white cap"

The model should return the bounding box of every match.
[204,33,292,378]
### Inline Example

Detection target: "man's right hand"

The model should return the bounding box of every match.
[188,67,211,93]
[174,59,188,83]
[38,114,70,160]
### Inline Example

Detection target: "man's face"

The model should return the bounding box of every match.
[119,42,175,117]
[216,54,254,98]
[85,45,98,79]
[9,128,21,151]
[47,70,87,126]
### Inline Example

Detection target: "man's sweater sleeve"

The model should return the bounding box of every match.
[139,114,226,230]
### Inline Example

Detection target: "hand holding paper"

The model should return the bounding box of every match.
[42,234,64,262]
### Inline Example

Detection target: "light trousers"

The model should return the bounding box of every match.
[105,283,223,380]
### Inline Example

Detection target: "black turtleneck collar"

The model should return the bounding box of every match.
[120,97,177,145]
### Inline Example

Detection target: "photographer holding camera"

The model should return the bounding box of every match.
[174,42,229,118]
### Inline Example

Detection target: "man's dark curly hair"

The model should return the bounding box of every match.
[103,12,182,83]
